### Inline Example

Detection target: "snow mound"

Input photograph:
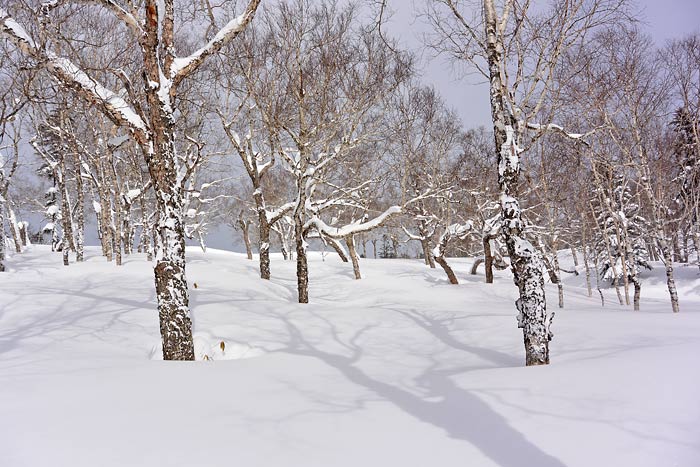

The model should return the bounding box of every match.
[148,334,266,361]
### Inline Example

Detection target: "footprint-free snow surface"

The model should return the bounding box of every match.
[1,246,699,466]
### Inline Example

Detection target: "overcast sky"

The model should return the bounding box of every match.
[382,0,700,128]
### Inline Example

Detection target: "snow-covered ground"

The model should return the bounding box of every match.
[1,246,699,467]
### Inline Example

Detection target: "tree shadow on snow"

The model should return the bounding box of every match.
[259,310,566,467]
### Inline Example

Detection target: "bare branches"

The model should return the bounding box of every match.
[171,0,261,85]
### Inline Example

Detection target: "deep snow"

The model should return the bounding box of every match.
[1,246,699,466]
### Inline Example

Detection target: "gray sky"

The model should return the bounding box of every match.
[383,0,700,129]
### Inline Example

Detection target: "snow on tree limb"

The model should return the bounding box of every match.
[525,122,594,146]
[306,206,402,239]
[1,9,148,142]
[170,0,261,84]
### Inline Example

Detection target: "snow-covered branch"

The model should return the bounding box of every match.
[170,0,261,84]
[306,206,401,239]
[1,10,148,141]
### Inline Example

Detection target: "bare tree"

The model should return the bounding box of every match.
[1,0,261,359]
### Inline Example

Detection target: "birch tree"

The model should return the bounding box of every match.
[1,0,261,360]
[426,0,628,364]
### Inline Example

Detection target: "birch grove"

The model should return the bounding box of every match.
[0,0,694,369]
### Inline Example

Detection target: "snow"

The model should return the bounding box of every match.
[0,13,36,49]
[0,246,699,467]
[49,56,147,133]
[126,189,141,201]
[170,13,247,78]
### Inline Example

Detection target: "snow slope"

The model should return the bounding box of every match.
[1,246,699,467]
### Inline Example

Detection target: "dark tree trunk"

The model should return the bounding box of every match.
[471,257,485,275]
[483,236,494,283]
[326,236,348,262]
[434,255,459,284]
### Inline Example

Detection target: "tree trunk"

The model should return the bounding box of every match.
[582,244,593,298]
[470,257,485,275]
[434,255,459,284]
[239,217,253,261]
[8,207,22,254]
[483,236,494,283]
[632,277,641,311]
[62,231,70,266]
[57,163,76,257]
[18,221,28,247]
[259,222,271,280]
[295,213,309,304]
[73,154,85,262]
[108,156,124,267]
[99,190,113,261]
[693,230,700,272]
[570,245,579,267]
[485,0,551,365]
[659,239,680,313]
[0,200,6,272]
[422,238,435,268]
[327,236,349,263]
[139,196,153,261]
[147,145,195,360]
[345,234,361,280]
[372,239,377,259]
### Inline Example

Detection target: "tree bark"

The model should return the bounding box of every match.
[345,234,361,280]
[238,216,253,261]
[8,207,23,254]
[326,236,349,263]
[0,200,6,272]
[73,153,85,262]
[483,236,494,283]
[295,214,309,304]
[258,222,271,279]
[470,257,485,275]
[485,0,551,365]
